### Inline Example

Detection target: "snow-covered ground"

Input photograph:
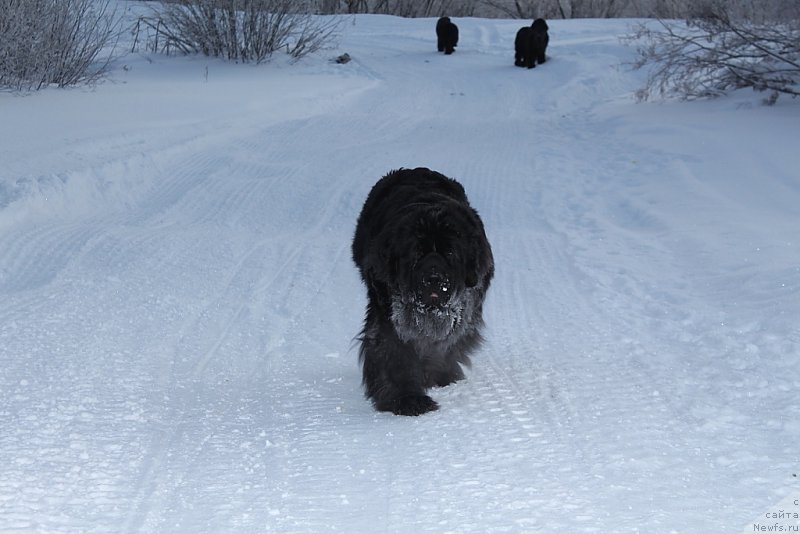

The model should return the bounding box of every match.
[1,7,799,533]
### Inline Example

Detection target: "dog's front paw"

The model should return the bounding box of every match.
[379,395,439,416]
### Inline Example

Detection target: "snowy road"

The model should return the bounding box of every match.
[1,12,799,533]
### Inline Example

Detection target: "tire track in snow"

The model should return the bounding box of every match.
[0,123,258,299]
[185,239,302,380]
[122,426,173,534]
[172,120,369,381]
[114,99,379,528]
[0,222,99,293]
[488,108,746,520]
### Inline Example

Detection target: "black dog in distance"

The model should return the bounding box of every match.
[515,18,549,68]
[352,168,494,416]
[436,17,459,55]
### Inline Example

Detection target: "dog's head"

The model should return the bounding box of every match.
[397,204,477,298]
[532,18,548,33]
[382,201,492,343]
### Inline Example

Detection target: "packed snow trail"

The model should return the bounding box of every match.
[1,14,798,533]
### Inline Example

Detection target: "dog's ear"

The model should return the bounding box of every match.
[375,238,403,284]
[464,228,494,289]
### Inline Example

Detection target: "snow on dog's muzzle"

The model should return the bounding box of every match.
[413,253,452,308]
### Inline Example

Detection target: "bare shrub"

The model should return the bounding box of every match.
[627,1,800,103]
[478,0,565,18]
[315,0,477,16]
[140,0,343,63]
[0,0,120,91]
[371,0,476,17]
[478,0,633,19]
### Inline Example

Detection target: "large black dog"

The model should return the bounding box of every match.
[352,168,494,416]
[436,17,459,55]
[515,18,549,69]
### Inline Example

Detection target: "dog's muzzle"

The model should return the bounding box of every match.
[413,253,452,308]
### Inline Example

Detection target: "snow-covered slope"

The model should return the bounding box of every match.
[1,10,798,533]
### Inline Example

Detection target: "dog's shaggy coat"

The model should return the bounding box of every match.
[515,18,549,69]
[436,17,459,55]
[352,168,494,415]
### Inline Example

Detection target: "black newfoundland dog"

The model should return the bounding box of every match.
[436,17,459,55]
[515,18,549,69]
[352,168,494,416]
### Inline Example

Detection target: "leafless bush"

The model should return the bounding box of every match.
[315,0,476,16]
[370,0,476,17]
[478,0,563,18]
[478,0,634,19]
[139,0,343,63]
[0,0,120,91]
[627,1,800,103]
[473,0,796,19]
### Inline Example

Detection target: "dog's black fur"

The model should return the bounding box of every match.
[352,168,494,416]
[515,18,549,68]
[436,17,459,55]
